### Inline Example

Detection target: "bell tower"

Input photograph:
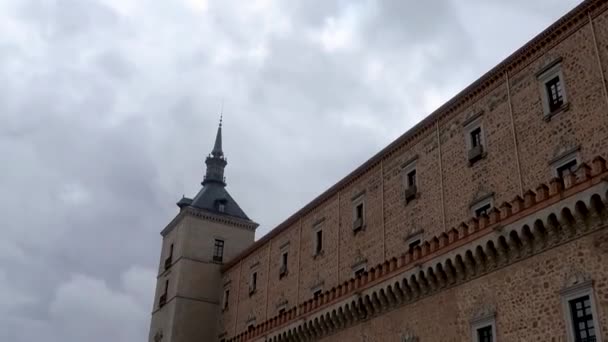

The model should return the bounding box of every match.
[148,118,258,342]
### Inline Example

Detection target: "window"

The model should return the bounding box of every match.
[407,169,417,188]
[408,239,421,253]
[222,289,230,311]
[471,127,483,148]
[315,230,323,255]
[164,243,173,270]
[537,59,568,118]
[557,159,578,179]
[546,76,564,112]
[402,158,418,202]
[560,279,601,342]
[569,295,596,342]
[278,308,286,315]
[354,267,366,278]
[471,195,494,218]
[280,252,288,278]
[218,203,225,213]
[313,289,322,299]
[476,325,493,342]
[475,203,492,218]
[471,315,496,342]
[213,239,224,262]
[352,196,365,231]
[249,272,257,295]
[159,279,169,308]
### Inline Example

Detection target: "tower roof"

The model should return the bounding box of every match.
[177,116,253,221]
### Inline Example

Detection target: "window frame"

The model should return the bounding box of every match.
[213,239,225,263]
[314,228,323,256]
[352,193,366,232]
[560,280,603,342]
[463,113,487,165]
[471,195,494,218]
[537,58,569,120]
[551,149,579,179]
[222,288,230,311]
[470,314,496,342]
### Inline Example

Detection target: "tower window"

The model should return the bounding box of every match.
[222,289,230,311]
[407,169,417,188]
[352,196,365,232]
[313,288,322,299]
[164,243,173,270]
[159,279,168,308]
[471,195,494,219]
[408,239,421,253]
[471,315,496,342]
[213,239,224,262]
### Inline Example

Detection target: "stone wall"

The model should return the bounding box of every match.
[219,1,608,340]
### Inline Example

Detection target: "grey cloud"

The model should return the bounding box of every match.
[0,0,583,341]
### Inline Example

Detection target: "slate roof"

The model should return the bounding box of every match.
[188,182,250,220]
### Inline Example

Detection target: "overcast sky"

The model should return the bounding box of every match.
[0,0,583,341]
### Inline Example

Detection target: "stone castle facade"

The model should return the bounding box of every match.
[149,1,608,341]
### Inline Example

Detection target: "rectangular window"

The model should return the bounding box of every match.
[476,326,493,342]
[213,239,224,262]
[354,268,366,278]
[280,252,288,278]
[471,127,483,148]
[546,75,564,113]
[475,203,492,218]
[408,239,421,253]
[407,169,417,188]
[164,244,174,270]
[249,272,257,295]
[223,289,230,311]
[557,159,578,179]
[313,289,322,299]
[315,230,323,255]
[569,295,597,342]
[218,203,225,212]
[356,203,363,219]
[278,308,286,315]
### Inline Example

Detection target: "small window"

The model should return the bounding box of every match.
[280,252,288,278]
[313,289,322,299]
[249,272,258,295]
[408,239,421,253]
[278,308,286,315]
[218,203,226,212]
[476,325,493,342]
[537,59,568,118]
[407,169,417,188]
[354,267,366,278]
[471,127,483,148]
[164,244,174,270]
[355,203,363,220]
[471,315,496,342]
[545,76,564,113]
[222,289,230,311]
[315,230,323,255]
[213,239,224,262]
[474,203,492,218]
[568,295,597,342]
[557,159,577,179]
[471,195,494,218]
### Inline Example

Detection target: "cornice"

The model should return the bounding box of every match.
[161,207,258,237]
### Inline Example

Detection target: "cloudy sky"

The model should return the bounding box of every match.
[0,0,583,341]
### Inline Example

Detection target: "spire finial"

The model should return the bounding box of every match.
[219,100,224,128]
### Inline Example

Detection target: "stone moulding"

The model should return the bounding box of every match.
[226,156,608,342]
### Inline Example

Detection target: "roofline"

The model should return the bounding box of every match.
[161,206,258,237]
[221,0,605,272]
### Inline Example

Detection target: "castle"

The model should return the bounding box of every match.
[149,1,608,341]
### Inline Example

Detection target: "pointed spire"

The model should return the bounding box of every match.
[211,115,223,157]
